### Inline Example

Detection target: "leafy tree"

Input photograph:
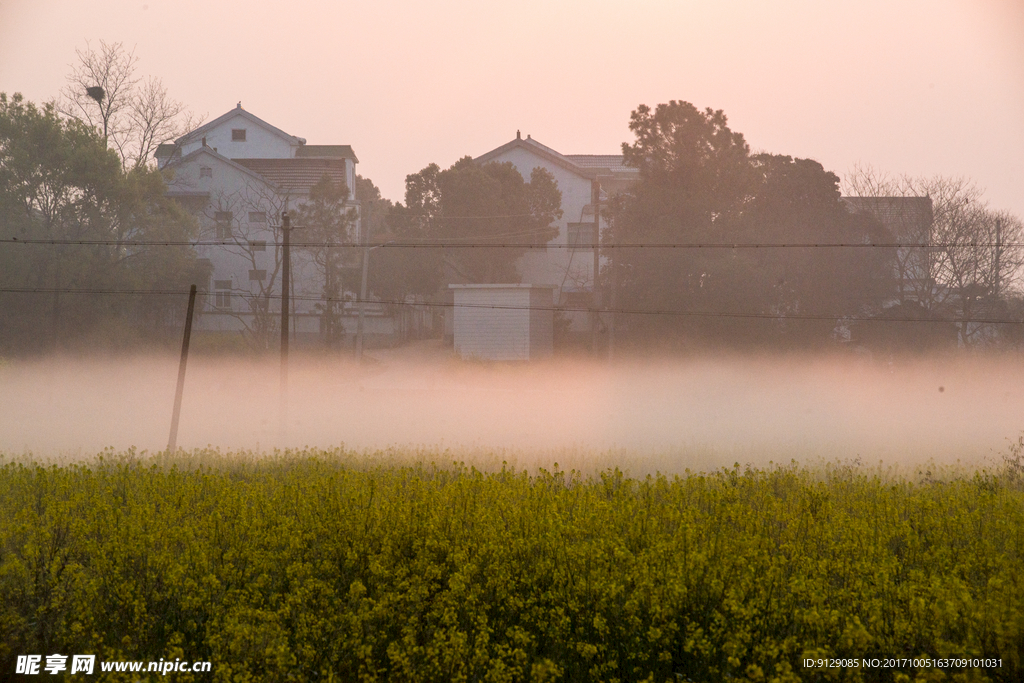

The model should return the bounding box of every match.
[295,175,357,348]
[0,92,207,352]
[607,101,753,344]
[735,154,895,343]
[400,157,562,286]
[368,170,443,304]
[357,174,442,306]
[608,101,894,347]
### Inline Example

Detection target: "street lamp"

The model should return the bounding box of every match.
[85,86,108,142]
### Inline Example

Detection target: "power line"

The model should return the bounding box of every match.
[3,238,1020,250]
[1,286,1019,325]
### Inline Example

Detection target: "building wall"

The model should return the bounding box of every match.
[180,112,297,160]
[479,146,605,304]
[451,285,553,360]
[529,286,554,358]
[167,151,327,333]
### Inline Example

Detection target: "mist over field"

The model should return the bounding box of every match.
[2,342,1021,472]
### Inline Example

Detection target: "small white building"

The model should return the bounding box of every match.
[450,284,554,360]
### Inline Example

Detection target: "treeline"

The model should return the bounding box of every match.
[0,94,207,353]
[1,452,1022,681]
[606,103,895,349]
[4,40,1023,354]
[364,102,1024,352]
[604,103,1024,350]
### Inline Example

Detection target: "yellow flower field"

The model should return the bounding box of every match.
[1,450,1022,682]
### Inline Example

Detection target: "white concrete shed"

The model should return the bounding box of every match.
[450,284,554,360]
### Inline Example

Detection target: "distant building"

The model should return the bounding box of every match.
[842,196,960,349]
[842,196,937,307]
[474,133,638,327]
[157,103,372,346]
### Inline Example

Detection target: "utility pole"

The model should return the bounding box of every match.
[355,218,372,362]
[994,217,1002,296]
[167,284,197,453]
[590,179,601,354]
[607,194,616,360]
[280,212,291,434]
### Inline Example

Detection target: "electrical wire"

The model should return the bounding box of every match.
[2,238,1018,249]
[1,286,1018,325]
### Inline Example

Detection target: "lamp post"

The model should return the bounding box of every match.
[279,212,293,439]
[85,86,108,143]
[355,222,382,362]
[591,179,601,354]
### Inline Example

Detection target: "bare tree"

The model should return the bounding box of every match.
[199,181,288,351]
[845,167,1024,346]
[58,40,201,172]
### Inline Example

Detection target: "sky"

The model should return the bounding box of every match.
[1,0,1022,216]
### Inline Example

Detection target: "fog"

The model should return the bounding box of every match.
[2,342,1022,474]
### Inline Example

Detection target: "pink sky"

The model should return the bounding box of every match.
[1,0,1022,216]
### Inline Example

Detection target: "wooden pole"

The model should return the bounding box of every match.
[994,218,1002,296]
[607,213,616,360]
[591,179,601,353]
[167,284,197,453]
[356,219,373,362]
[280,212,291,435]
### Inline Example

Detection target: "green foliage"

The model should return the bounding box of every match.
[295,175,357,348]
[386,157,563,293]
[608,101,895,348]
[0,92,208,353]
[1,451,1022,681]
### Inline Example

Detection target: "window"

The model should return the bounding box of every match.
[248,269,267,281]
[249,240,267,251]
[213,280,232,308]
[567,223,596,251]
[200,166,212,178]
[232,129,246,141]
[248,211,267,223]
[214,211,232,239]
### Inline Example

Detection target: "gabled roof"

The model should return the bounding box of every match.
[295,145,358,162]
[165,147,276,188]
[174,104,306,146]
[475,134,596,180]
[475,135,638,185]
[233,158,350,195]
[564,154,638,177]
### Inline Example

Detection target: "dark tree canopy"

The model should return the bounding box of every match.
[0,92,207,352]
[295,175,356,348]
[374,157,562,302]
[405,157,562,284]
[608,101,895,348]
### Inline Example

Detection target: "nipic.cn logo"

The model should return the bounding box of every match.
[16,655,95,675]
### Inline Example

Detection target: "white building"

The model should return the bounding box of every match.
[450,284,554,360]
[474,133,638,323]
[157,104,368,347]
